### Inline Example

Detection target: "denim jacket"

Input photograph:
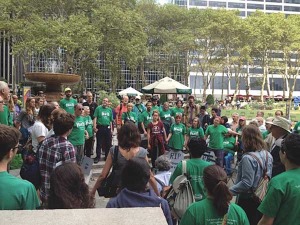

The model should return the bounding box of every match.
[230,150,273,196]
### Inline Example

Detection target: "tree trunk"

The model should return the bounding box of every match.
[221,70,224,100]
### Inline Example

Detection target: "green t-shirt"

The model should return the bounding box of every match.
[59,98,77,114]
[122,111,138,124]
[0,171,40,210]
[159,109,172,122]
[84,115,93,137]
[169,123,186,150]
[187,127,204,139]
[141,110,153,128]
[171,107,184,117]
[293,121,300,134]
[68,116,86,146]
[0,105,11,126]
[258,168,300,225]
[152,105,160,112]
[262,130,269,139]
[170,159,211,201]
[93,106,113,126]
[180,198,250,225]
[223,135,236,154]
[205,125,228,149]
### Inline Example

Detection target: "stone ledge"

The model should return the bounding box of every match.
[0,208,167,225]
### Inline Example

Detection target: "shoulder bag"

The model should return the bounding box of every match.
[248,151,269,203]
[97,146,119,198]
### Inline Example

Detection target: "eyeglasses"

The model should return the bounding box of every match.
[0,101,3,103]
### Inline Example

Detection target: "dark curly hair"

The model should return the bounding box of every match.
[48,162,95,209]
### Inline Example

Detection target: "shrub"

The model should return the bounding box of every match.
[206,94,214,105]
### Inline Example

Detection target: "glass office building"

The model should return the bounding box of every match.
[162,0,300,97]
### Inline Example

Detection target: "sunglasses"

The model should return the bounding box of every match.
[0,101,3,103]
[78,108,84,111]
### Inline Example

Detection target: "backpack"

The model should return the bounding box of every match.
[165,160,195,219]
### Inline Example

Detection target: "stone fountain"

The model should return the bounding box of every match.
[25,61,81,102]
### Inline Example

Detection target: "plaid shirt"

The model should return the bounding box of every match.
[38,135,76,202]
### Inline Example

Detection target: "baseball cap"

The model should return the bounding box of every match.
[64,87,71,92]
[188,95,195,99]
[239,116,246,121]
[136,96,141,100]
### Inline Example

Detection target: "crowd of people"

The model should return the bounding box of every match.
[1,79,300,225]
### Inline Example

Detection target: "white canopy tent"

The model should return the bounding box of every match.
[118,87,143,96]
[142,77,191,94]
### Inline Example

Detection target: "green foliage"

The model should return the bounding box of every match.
[206,94,214,105]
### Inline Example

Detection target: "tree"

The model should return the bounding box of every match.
[246,12,285,102]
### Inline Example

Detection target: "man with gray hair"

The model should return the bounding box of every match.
[0,81,11,125]
[154,155,172,195]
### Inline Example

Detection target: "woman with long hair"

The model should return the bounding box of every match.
[16,97,36,144]
[31,104,56,152]
[48,162,95,209]
[180,165,249,225]
[230,125,273,225]
[91,122,159,196]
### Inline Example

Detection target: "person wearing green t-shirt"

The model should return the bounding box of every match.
[83,106,93,158]
[141,101,153,136]
[0,124,40,210]
[151,96,160,112]
[258,133,300,225]
[170,138,211,201]
[68,104,88,164]
[159,102,173,136]
[185,117,204,148]
[204,117,228,167]
[59,87,77,114]
[223,133,236,176]
[293,121,300,133]
[122,103,138,125]
[93,98,114,163]
[167,114,186,151]
[180,165,249,225]
[171,100,184,119]
[0,96,11,126]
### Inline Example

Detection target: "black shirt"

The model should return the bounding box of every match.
[83,101,98,119]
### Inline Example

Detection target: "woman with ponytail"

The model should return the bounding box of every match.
[180,165,249,225]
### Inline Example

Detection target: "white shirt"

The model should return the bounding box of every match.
[31,120,48,152]
[154,171,172,193]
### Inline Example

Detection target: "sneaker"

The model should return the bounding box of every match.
[94,157,100,164]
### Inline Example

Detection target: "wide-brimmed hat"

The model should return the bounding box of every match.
[270,116,291,133]
[265,117,274,124]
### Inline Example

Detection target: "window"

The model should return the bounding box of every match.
[239,11,246,16]
[231,77,247,90]
[247,3,264,9]
[285,6,300,11]
[209,1,226,7]
[213,76,229,89]
[266,0,282,2]
[190,75,203,89]
[250,77,266,90]
[266,5,282,10]
[190,0,207,6]
[174,0,187,6]
[228,2,245,8]
[285,0,300,3]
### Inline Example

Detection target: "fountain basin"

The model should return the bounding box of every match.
[25,72,81,101]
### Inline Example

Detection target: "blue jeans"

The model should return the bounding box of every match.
[224,152,234,175]
[212,149,225,168]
